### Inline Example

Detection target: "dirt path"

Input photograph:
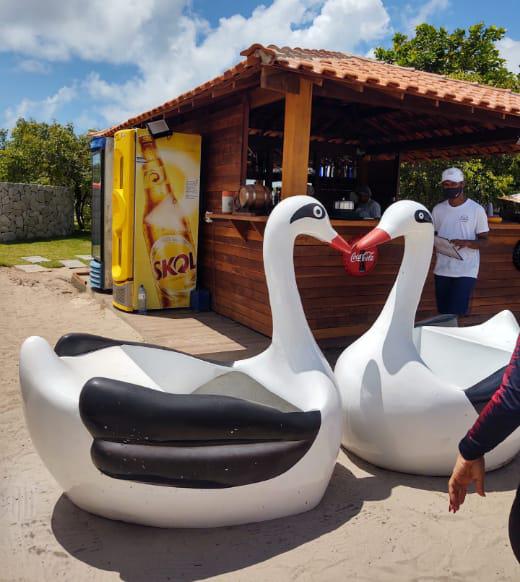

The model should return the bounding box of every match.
[1,267,519,581]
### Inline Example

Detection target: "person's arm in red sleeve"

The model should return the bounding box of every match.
[449,334,520,512]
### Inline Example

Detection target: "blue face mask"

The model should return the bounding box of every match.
[443,186,463,199]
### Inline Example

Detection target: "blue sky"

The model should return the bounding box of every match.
[0,0,519,134]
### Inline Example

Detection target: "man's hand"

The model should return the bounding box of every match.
[450,238,472,249]
[450,233,488,250]
[448,454,486,513]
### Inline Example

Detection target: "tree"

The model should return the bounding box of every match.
[375,23,520,208]
[0,119,92,229]
[375,23,520,89]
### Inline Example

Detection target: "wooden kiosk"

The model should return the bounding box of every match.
[96,44,520,344]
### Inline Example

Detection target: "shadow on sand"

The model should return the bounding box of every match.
[344,449,520,494]
[51,451,519,581]
[51,463,391,582]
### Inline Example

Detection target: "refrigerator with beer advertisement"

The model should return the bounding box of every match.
[111,128,201,312]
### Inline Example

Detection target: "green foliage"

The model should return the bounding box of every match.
[0,119,92,229]
[399,157,520,210]
[375,23,520,89]
[375,23,520,210]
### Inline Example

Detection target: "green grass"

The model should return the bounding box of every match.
[0,232,91,268]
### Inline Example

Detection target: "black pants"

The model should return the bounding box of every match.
[510,485,520,563]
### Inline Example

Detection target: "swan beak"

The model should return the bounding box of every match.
[329,235,352,254]
[354,228,391,250]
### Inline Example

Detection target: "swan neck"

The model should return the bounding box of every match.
[263,228,327,373]
[375,230,432,341]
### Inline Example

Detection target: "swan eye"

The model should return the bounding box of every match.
[290,203,327,223]
[415,210,432,224]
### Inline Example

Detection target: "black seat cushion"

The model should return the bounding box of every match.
[55,333,228,366]
[464,366,507,413]
[80,377,321,488]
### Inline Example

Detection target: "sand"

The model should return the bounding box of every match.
[0,266,518,581]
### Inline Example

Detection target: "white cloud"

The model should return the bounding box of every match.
[84,0,391,125]
[0,0,177,63]
[403,0,449,34]
[497,37,520,74]
[0,0,391,129]
[3,85,76,129]
[17,59,51,74]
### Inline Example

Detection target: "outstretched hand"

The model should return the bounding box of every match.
[448,454,486,513]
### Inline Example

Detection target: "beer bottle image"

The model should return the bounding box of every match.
[139,134,197,308]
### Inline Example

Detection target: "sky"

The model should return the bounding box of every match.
[0,0,519,134]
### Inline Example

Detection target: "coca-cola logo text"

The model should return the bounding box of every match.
[153,252,196,280]
[342,235,378,277]
[350,251,375,263]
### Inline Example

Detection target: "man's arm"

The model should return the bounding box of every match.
[451,232,488,250]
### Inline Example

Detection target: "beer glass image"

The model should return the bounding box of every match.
[139,134,197,308]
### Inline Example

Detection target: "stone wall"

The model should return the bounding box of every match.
[0,182,74,242]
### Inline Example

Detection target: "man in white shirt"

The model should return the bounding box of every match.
[432,167,489,316]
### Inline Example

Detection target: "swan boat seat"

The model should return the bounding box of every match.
[80,378,320,489]
[58,333,321,489]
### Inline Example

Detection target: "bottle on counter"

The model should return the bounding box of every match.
[137,284,147,314]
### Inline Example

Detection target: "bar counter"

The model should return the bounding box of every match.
[200,213,520,344]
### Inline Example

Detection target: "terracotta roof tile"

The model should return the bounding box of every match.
[94,43,520,137]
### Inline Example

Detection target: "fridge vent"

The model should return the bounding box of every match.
[113,282,133,309]
[89,260,104,290]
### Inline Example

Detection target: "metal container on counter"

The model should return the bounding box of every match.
[237,184,272,213]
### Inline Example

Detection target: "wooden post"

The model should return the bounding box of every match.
[281,78,313,197]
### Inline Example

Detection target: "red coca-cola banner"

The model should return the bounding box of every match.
[342,235,378,276]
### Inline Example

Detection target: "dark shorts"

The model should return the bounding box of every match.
[434,275,477,316]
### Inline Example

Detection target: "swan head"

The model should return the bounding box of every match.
[353,200,433,250]
[269,195,351,253]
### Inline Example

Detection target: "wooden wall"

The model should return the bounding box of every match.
[168,96,246,212]
[202,219,520,344]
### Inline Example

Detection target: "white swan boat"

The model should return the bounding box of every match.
[20,196,351,527]
[335,200,519,476]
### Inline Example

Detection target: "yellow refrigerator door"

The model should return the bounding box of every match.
[112,130,136,311]
[134,130,201,310]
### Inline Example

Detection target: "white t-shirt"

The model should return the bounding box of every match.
[432,198,489,278]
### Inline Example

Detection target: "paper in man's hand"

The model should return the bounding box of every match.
[434,236,464,260]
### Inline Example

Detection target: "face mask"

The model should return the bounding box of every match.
[443,186,462,199]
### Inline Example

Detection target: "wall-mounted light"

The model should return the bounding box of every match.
[146,119,171,138]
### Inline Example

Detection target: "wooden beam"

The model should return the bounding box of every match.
[366,127,519,155]
[240,94,250,184]
[282,78,313,197]
[248,87,284,109]
[261,67,300,94]
[315,80,520,129]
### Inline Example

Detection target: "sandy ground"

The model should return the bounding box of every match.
[1,266,519,582]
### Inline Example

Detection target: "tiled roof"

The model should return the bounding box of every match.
[243,44,520,114]
[95,43,520,137]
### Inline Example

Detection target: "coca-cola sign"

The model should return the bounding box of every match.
[342,235,378,276]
